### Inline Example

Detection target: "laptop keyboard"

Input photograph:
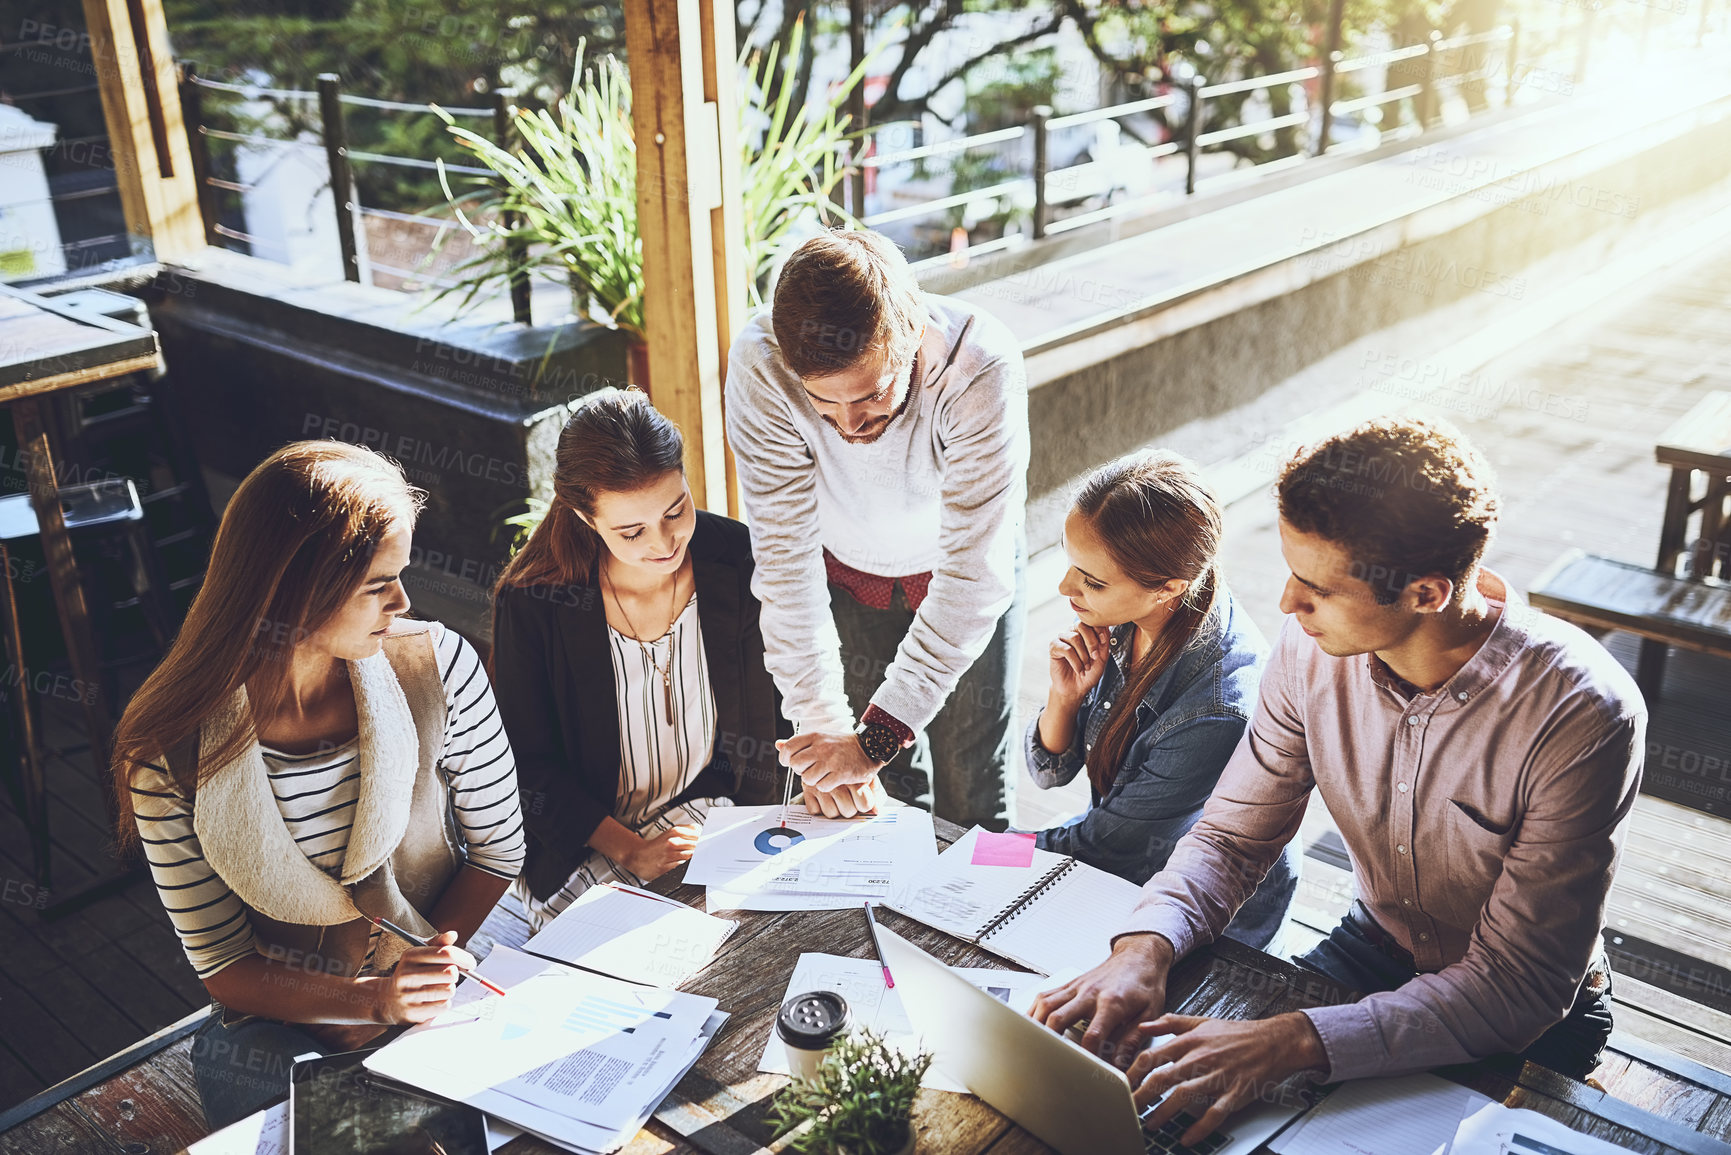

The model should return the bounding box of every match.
[1140,1110,1231,1155]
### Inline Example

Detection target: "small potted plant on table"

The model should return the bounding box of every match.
[770,1029,932,1155]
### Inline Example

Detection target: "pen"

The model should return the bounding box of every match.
[363,914,511,997]
[863,901,894,989]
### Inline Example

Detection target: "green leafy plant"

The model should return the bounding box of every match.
[433,42,644,336]
[770,1029,932,1155]
[737,17,872,306]
[429,17,870,337]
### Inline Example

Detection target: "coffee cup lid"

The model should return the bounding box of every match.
[776,990,852,1048]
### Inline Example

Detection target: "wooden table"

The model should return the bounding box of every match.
[3,819,1729,1155]
[0,285,159,908]
[1647,390,1731,690]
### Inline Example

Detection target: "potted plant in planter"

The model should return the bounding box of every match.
[770,1029,933,1155]
[429,19,870,392]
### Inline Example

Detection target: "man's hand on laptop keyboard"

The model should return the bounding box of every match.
[1126,1011,1327,1149]
[1028,932,1175,1065]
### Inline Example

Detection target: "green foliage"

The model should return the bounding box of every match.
[770,1030,932,1155]
[428,17,869,332]
[433,44,644,335]
[499,496,549,553]
[739,18,875,307]
[965,47,1060,132]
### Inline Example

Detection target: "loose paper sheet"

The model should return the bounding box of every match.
[524,883,735,988]
[186,1101,286,1155]
[1449,1101,1637,1155]
[1270,1074,1491,1155]
[366,946,719,1147]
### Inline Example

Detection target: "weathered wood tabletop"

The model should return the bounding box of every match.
[3,818,1728,1155]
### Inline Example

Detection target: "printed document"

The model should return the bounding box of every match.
[1450,1101,1637,1155]
[686,804,936,910]
[523,883,735,988]
[366,946,721,1152]
[1269,1073,1491,1155]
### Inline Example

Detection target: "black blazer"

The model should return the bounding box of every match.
[493,510,791,900]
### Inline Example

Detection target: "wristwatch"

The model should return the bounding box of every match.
[855,721,901,767]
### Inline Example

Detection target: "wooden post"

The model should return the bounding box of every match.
[12,400,117,813]
[1420,30,1444,129]
[699,0,745,518]
[492,89,534,327]
[180,65,220,246]
[1030,106,1050,240]
[1505,20,1521,108]
[1183,75,1205,195]
[848,0,868,219]
[625,0,740,515]
[80,0,203,261]
[1315,0,1348,155]
[1575,2,1596,85]
[318,75,363,284]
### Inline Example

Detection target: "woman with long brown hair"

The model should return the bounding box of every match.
[116,442,524,1129]
[1026,449,1297,947]
[492,388,790,927]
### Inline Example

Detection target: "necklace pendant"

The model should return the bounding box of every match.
[663,669,675,726]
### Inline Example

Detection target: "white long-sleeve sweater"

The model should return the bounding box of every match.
[724,292,1029,733]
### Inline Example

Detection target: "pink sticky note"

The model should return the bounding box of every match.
[971,830,1037,868]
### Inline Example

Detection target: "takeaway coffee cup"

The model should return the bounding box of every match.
[777,990,852,1082]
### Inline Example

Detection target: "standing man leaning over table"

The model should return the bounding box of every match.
[1033,417,1646,1147]
[725,228,1029,829]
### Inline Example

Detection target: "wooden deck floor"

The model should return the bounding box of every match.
[0,702,210,1108]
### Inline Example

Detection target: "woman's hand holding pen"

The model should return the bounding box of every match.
[370,930,476,1024]
[625,823,699,881]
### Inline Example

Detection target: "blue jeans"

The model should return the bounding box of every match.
[1294,903,1614,1080]
[829,562,1025,832]
[190,1014,326,1130]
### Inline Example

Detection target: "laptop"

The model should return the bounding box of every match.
[877,925,1309,1155]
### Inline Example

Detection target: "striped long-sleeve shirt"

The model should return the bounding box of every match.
[130,624,525,979]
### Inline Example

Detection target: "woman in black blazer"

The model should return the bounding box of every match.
[492,388,788,924]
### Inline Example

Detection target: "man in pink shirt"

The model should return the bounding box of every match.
[1031,417,1645,1147]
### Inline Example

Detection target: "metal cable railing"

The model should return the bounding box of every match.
[859,21,1533,255]
[178,68,526,319]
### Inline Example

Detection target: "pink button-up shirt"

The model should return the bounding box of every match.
[1121,570,1645,1081]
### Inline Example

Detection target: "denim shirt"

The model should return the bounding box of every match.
[1024,588,1299,949]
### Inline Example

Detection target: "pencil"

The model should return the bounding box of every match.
[364,914,510,997]
[863,901,894,989]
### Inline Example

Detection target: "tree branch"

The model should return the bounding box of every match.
[909,12,1067,120]
[872,0,965,126]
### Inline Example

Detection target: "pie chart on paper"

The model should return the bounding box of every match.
[754,826,806,855]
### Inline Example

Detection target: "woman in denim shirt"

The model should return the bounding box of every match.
[1026,450,1298,949]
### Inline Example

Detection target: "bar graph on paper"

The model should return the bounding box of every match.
[564,998,673,1037]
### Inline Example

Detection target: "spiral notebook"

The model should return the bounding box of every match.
[888,826,1144,976]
